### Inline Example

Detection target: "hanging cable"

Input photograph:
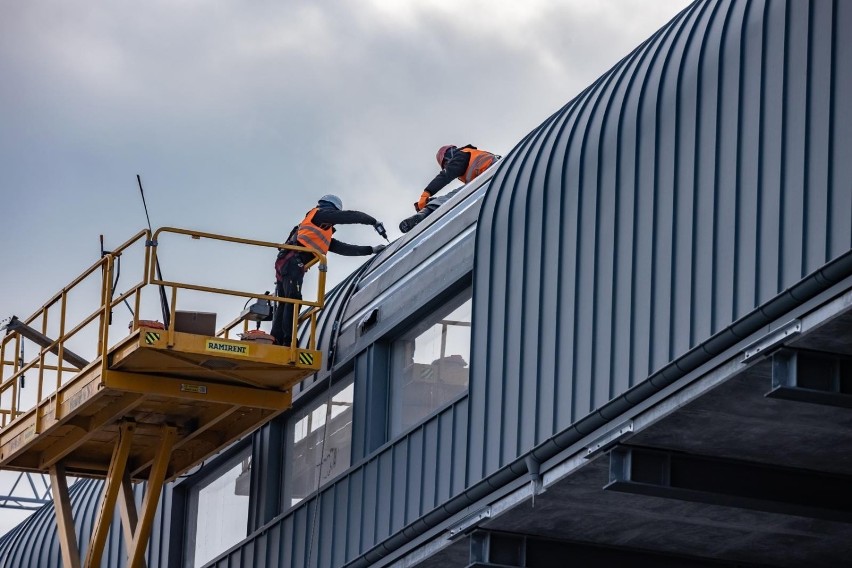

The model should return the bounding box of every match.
[111,249,135,316]
[101,235,135,319]
[17,341,24,410]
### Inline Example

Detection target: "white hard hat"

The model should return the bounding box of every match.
[318,194,343,210]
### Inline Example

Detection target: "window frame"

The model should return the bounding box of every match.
[181,441,253,568]
[387,286,473,438]
[281,371,356,510]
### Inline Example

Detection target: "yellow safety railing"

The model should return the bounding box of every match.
[0,227,326,431]
[0,229,151,429]
[149,227,327,357]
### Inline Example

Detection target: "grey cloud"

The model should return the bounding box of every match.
[0,0,692,311]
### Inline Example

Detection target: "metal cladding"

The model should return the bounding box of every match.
[469,0,852,479]
[3,1,852,567]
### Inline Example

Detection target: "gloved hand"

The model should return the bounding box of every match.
[371,244,387,254]
[415,191,431,212]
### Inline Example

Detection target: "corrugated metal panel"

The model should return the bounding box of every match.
[469,0,852,479]
[0,479,174,568]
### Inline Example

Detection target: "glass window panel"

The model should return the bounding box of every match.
[287,377,354,507]
[390,289,472,436]
[189,452,251,567]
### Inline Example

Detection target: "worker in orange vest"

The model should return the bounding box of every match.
[401,145,500,233]
[272,194,386,347]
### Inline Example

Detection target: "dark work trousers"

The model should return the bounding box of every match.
[271,255,304,346]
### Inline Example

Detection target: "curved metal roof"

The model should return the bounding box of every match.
[0,478,173,567]
[468,0,852,477]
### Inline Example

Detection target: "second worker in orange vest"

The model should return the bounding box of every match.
[415,145,500,212]
[271,194,386,347]
[401,145,500,234]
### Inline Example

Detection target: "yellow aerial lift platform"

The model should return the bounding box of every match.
[0,227,326,568]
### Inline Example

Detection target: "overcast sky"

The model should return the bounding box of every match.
[0,0,692,534]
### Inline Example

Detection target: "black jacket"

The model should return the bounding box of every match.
[423,144,476,196]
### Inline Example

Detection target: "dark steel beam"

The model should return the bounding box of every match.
[2,315,89,369]
[466,530,769,568]
[768,348,852,408]
[606,446,852,522]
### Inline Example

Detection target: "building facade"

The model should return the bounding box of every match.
[2,0,852,565]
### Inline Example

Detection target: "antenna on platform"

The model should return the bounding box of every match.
[137,175,171,329]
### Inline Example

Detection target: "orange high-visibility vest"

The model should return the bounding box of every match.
[296,208,332,254]
[458,148,497,183]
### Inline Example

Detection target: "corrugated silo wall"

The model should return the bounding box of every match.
[469,0,852,479]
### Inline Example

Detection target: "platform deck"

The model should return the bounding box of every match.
[0,327,319,482]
